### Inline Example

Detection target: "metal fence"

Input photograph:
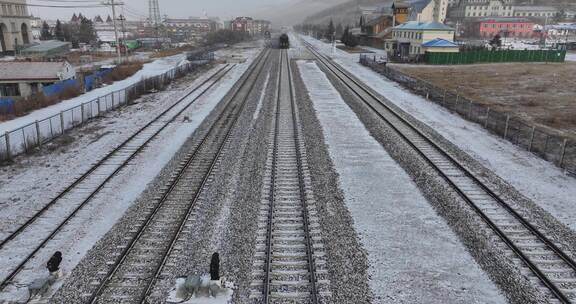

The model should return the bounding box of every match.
[426,49,566,65]
[360,55,575,176]
[0,60,210,162]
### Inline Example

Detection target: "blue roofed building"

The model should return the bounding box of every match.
[421,38,459,52]
[385,20,458,60]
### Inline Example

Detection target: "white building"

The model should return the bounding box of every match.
[451,0,558,20]
[0,0,32,54]
[513,6,558,19]
[408,0,450,23]
[452,0,515,18]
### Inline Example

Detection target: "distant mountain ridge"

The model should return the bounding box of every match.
[302,0,394,27]
[253,0,350,27]
[299,0,575,28]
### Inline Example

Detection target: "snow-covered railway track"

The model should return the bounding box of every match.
[0,64,236,294]
[250,50,330,304]
[303,40,576,303]
[82,49,271,304]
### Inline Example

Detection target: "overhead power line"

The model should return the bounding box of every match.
[31,0,102,3]
[0,1,106,8]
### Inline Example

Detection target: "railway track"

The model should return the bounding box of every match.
[0,63,235,293]
[84,48,271,304]
[302,38,576,303]
[249,49,330,304]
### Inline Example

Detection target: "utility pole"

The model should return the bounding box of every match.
[103,0,123,62]
[542,15,549,49]
[118,14,127,58]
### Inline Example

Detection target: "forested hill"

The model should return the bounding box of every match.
[302,0,393,27]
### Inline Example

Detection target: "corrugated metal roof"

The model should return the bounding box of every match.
[21,40,71,53]
[394,21,454,30]
[0,62,69,81]
[422,38,458,47]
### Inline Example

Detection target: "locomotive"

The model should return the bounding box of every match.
[279,34,290,49]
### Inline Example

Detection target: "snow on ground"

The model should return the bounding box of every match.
[301,34,576,231]
[566,52,576,61]
[0,46,261,302]
[253,71,270,121]
[297,60,506,303]
[166,276,233,304]
[0,53,189,134]
[74,52,151,70]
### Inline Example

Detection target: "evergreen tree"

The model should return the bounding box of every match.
[326,19,335,41]
[54,20,65,41]
[40,21,52,40]
[78,17,97,44]
[335,23,344,39]
[341,26,358,48]
[554,9,566,22]
[63,23,80,48]
[489,34,502,49]
[341,26,349,45]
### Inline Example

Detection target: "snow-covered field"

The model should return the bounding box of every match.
[0,46,261,302]
[297,60,506,303]
[567,52,576,61]
[301,34,576,232]
[0,53,189,135]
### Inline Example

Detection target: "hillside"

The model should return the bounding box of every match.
[253,0,350,27]
[301,0,575,28]
[302,0,393,27]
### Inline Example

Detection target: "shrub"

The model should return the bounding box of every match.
[102,62,144,84]
[1,84,83,120]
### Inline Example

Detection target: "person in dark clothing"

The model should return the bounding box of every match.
[209,252,220,281]
[46,251,62,274]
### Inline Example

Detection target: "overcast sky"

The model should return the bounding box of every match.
[28,0,296,21]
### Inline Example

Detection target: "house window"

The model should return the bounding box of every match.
[0,83,21,97]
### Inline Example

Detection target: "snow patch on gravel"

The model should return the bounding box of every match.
[297,60,506,303]
[301,34,576,232]
[253,71,270,121]
[0,50,260,302]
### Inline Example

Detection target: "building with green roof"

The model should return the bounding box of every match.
[385,21,458,60]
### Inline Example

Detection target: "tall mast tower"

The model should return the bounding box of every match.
[148,0,161,27]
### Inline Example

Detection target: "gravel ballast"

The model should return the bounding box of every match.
[291,59,373,303]
[295,59,507,304]
[310,56,551,303]
[50,47,264,303]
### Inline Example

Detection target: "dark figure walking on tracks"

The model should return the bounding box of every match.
[46,251,62,275]
[210,252,220,280]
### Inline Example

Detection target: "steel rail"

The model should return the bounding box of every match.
[262,48,282,304]
[261,49,320,303]
[286,49,320,304]
[138,48,273,304]
[303,39,576,303]
[85,48,271,304]
[0,63,235,292]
